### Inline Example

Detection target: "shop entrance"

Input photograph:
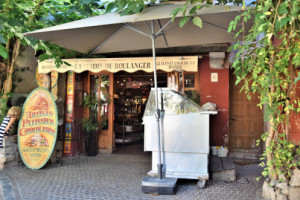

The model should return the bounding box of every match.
[113,71,167,150]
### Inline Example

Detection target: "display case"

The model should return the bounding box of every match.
[143,88,217,188]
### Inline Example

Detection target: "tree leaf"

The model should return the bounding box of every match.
[105,2,115,13]
[0,45,8,59]
[133,4,144,13]
[179,16,189,28]
[170,7,181,22]
[192,17,202,28]
[278,3,288,14]
[39,53,50,62]
[189,6,197,15]
[0,34,5,44]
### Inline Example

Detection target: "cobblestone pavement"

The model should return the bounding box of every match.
[0,144,264,200]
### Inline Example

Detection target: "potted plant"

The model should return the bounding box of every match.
[81,117,98,156]
[81,94,99,156]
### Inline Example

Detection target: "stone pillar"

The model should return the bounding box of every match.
[209,52,225,69]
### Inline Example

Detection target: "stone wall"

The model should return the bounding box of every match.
[0,136,19,169]
[262,157,300,200]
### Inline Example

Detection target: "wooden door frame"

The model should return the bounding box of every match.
[87,71,114,153]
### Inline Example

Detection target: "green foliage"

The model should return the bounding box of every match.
[0,0,103,66]
[81,117,98,133]
[229,0,300,178]
[260,133,300,179]
[81,94,98,133]
[169,0,244,28]
[102,0,246,29]
[105,0,145,16]
[0,0,105,114]
[82,94,98,110]
[0,95,8,123]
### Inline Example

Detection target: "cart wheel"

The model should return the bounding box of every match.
[197,180,206,189]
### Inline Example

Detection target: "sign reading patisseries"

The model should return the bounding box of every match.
[18,87,58,169]
[38,56,198,74]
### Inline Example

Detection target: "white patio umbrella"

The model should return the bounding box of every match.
[24,2,251,181]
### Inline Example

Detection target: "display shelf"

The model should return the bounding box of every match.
[114,88,147,144]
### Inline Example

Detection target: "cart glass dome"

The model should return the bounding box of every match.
[144,88,202,116]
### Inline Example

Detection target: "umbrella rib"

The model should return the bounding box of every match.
[89,25,126,54]
[157,20,168,47]
[144,21,152,34]
[202,20,238,35]
[125,24,151,38]
[154,19,172,38]
[162,24,179,34]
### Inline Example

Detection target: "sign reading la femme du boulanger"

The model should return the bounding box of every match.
[38,56,198,73]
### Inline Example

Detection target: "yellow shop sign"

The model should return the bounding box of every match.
[18,87,58,169]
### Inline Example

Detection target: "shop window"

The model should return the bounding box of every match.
[184,74,195,88]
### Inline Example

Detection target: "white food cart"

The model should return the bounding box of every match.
[143,88,217,188]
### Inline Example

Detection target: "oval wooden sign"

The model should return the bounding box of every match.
[18,87,58,169]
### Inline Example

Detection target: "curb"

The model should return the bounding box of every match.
[0,171,15,200]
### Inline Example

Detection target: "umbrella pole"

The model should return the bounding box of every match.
[151,22,163,180]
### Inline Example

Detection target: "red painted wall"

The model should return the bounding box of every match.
[198,56,229,146]
[289,81,300,145]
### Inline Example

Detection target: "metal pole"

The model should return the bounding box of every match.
[151,20,163,179]
[160,88,165,172]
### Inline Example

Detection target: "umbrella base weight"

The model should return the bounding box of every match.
[142,176,177,195]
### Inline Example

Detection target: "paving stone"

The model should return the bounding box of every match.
[0,144,264,200]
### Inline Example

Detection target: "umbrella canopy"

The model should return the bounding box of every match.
[24,3,251,55]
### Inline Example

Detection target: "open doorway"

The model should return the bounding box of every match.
[113,71,167,153]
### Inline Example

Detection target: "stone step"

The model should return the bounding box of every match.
[210,155,236,182]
